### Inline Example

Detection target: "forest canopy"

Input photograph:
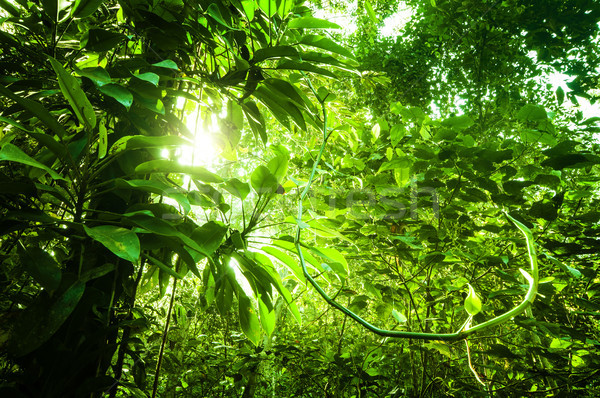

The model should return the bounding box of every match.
[1,0,599,397]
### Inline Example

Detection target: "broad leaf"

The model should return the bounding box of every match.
[110,135,190,155]
[238,289,261,345]
[464,283,482,316]
[250,165,278,195]
[8,281,85,357]
[18,246,61,291]
[84,225,140,263]
[258,297,276,336]
[98,84,133,109]
[300,35,354,59]
[152,59,179,70]
[134,159,224,183]
[288,17,340,29]
[0,85,67,138]
[71,0,104,18]
[0,143,65,180]
[223,178,251,200]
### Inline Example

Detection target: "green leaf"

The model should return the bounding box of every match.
[544,254,582,279]
[288,17,340,29]
[517,104,547,121]
[152,60,179,70]
[250,165,278,195]
[0,0,20,17]
[145,254,185,279]
[0,143,65,180]
[392,309,407,323]
[223,178,251,200]
[441,115,474,130]
[8,281,85,357]
[18,246,61,291]
[260,246,305,284]
[238,290,261,345]
[556,86,565,105]
[71,0,104,18]
[206,3,231,27]
[75,66,111,86]
[243,101,267,143]
[134,159,224,183]
[267,153,288,183]
[0,84,67,138]
[98,84,133,109]
[299,35,354,59]
[191,221,228,256]
[241,0,255,20]
[84,225,140,263]
[258,0,277,17]
[365,0,378,24]
[98,121,107,159]
[378,157,411,173]
[541,154,591,170]
[308,246,348,276]
[110,134,190,155]
[82,29,125,52]
[390,124,405,146]
[48,56,96,131]
[258,296,276,336]
[115,179,191,214]
[464,283,482,316]
[276,60,337,79]
[133,72,160,87]
[253,46,299,63]
[79,263,116,283]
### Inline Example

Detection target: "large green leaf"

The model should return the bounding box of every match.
[8,281,85,357]
[145,254,185,279]
[261,245,305,284]
[191,221,228,256]
[115,179,191,214]
[70,0,104,18]
[250,165,278,195]
[288,17,340,29]
[82,29,125,52]
[18,246,61,291]
[517,104,547,121]
[223,178,251,200]
[206,3,231,27]
[275,60,337,79]
[110,135,190,155]
[258,296,275,336]
[98,84,133,109]
[257,0,277,17]
[84,225,140,263]
[48,56,96,131]
[135,159,223,183]
[464,283,482,316]
[0,143,65,180]
[133,72,160,87]
[0,85,67,138]
[0,0,20,16]
[152,59,179,70]
[300,35,354,59]
[253,46,299,63]
[238,289,262,345]
[75,66,111,86]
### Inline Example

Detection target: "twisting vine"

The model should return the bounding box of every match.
[294,74,539,342]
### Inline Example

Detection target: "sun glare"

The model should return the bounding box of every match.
[174,99,219,167]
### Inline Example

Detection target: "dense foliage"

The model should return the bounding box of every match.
[1,0,599,397]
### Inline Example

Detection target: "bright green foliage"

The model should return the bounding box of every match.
[1,0,600,396]
[464,283,482,316]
